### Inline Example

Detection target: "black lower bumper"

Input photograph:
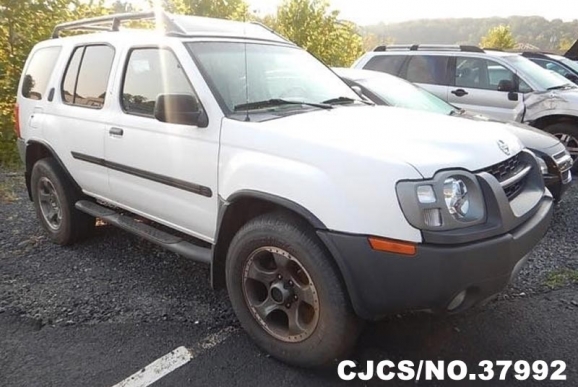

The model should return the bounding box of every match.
[318,196,553,321]
[544,171,572,202]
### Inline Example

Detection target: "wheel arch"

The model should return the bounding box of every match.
[531,114,578,130]
[24,140,80,201]
[211,190,327,290]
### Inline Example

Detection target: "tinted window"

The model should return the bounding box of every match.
[406,55,449,85]
[455,57,516,91]
[62,48,83,104]
[61,45,115,108]
[122,48,197,117]
[22,47,62,100]
[364,55,406,75]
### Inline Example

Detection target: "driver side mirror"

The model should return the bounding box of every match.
[497,80,519,101]
[565,73,578,83]
[497,79,515,92]
[154,94,208,127]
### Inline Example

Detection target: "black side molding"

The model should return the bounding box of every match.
[75,200,211,264]
[71,152,213,198]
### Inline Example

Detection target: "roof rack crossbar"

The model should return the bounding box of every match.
[373,44,484,53]
[51,11,185,38]
[249,21,290,43]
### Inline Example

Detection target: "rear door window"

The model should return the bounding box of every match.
[405,55,449,85]
[21,46,62,100]
[363,55,406,76]
[61,45,115,109]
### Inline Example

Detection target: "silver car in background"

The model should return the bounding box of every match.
[353,45,578,170]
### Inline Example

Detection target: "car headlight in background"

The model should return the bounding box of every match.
[396,171,486,231]
[536,157,549,175]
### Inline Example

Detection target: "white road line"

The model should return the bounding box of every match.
[111,326,237,387]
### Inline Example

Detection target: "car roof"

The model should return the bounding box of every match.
[47,12,291,46]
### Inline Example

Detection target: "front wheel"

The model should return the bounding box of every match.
[544,122,578,172]
[226,213,361,368]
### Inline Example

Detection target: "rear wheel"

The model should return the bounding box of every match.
[226,212,361,368]
[544,122,578,172]
[31,158,95,245]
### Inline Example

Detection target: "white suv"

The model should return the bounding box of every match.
[16,13,553,367]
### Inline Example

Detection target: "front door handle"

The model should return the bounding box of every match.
[109,127,124,136]
[451,89,469,97]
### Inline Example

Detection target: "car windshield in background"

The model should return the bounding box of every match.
[504,55,570,90]
[187,42,360,117]
[556,56,578,74]
[358,74,455,115]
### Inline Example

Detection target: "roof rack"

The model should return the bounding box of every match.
[373,44,484,53]
[52,11,185,38]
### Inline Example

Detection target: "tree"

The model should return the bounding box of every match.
[0,0,109,166]
[559,37,575,53]
[268,0,363,67]
[480,25,516,50]
[151,0,249,20]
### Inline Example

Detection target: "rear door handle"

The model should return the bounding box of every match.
[451,89,469,97]
[109,127,124,136]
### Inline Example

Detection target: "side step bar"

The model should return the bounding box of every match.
[75,200,211,264]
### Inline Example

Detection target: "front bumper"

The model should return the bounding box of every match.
[536,145,573,202]
[318,195,553,321]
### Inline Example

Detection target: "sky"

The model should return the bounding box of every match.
[246,0,576,25]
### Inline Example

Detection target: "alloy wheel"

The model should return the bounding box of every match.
[38,177,62,230]
[242,246,320,343]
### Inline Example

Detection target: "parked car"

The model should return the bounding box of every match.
[520,52,578,84]
[353,45,578,171]
[16,13,553,367]
[565,40,578,61]
[334,67,573,201]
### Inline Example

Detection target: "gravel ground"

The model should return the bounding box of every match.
[0,169,235,330]
[1,168,577,329]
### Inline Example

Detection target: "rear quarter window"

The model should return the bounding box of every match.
[21,46,62,100]
[363,55,406,76]
[405,55,449,85]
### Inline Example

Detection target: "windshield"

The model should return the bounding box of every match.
[556,56,578,74]
[187,42,360,117]
[358,74,455,115]
[504,55,570,90]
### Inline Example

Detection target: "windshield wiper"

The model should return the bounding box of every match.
[547,84,575,91]
[322,96,373,105]
[234,98,332,112]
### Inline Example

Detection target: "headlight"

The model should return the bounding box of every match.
[443,178,470,218]
[536,157,548,175]
[396,171,486,231]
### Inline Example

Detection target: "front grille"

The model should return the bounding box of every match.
[480,154,521,181]
[477,154,528,200]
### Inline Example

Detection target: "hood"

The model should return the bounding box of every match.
[459,111,560,150]
[258,105,523,178]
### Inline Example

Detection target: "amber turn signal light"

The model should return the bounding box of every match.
[368,237,417,256]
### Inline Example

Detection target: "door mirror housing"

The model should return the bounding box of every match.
[154,94,208,127]
[497,79,515,92]
[565,73,578,83]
